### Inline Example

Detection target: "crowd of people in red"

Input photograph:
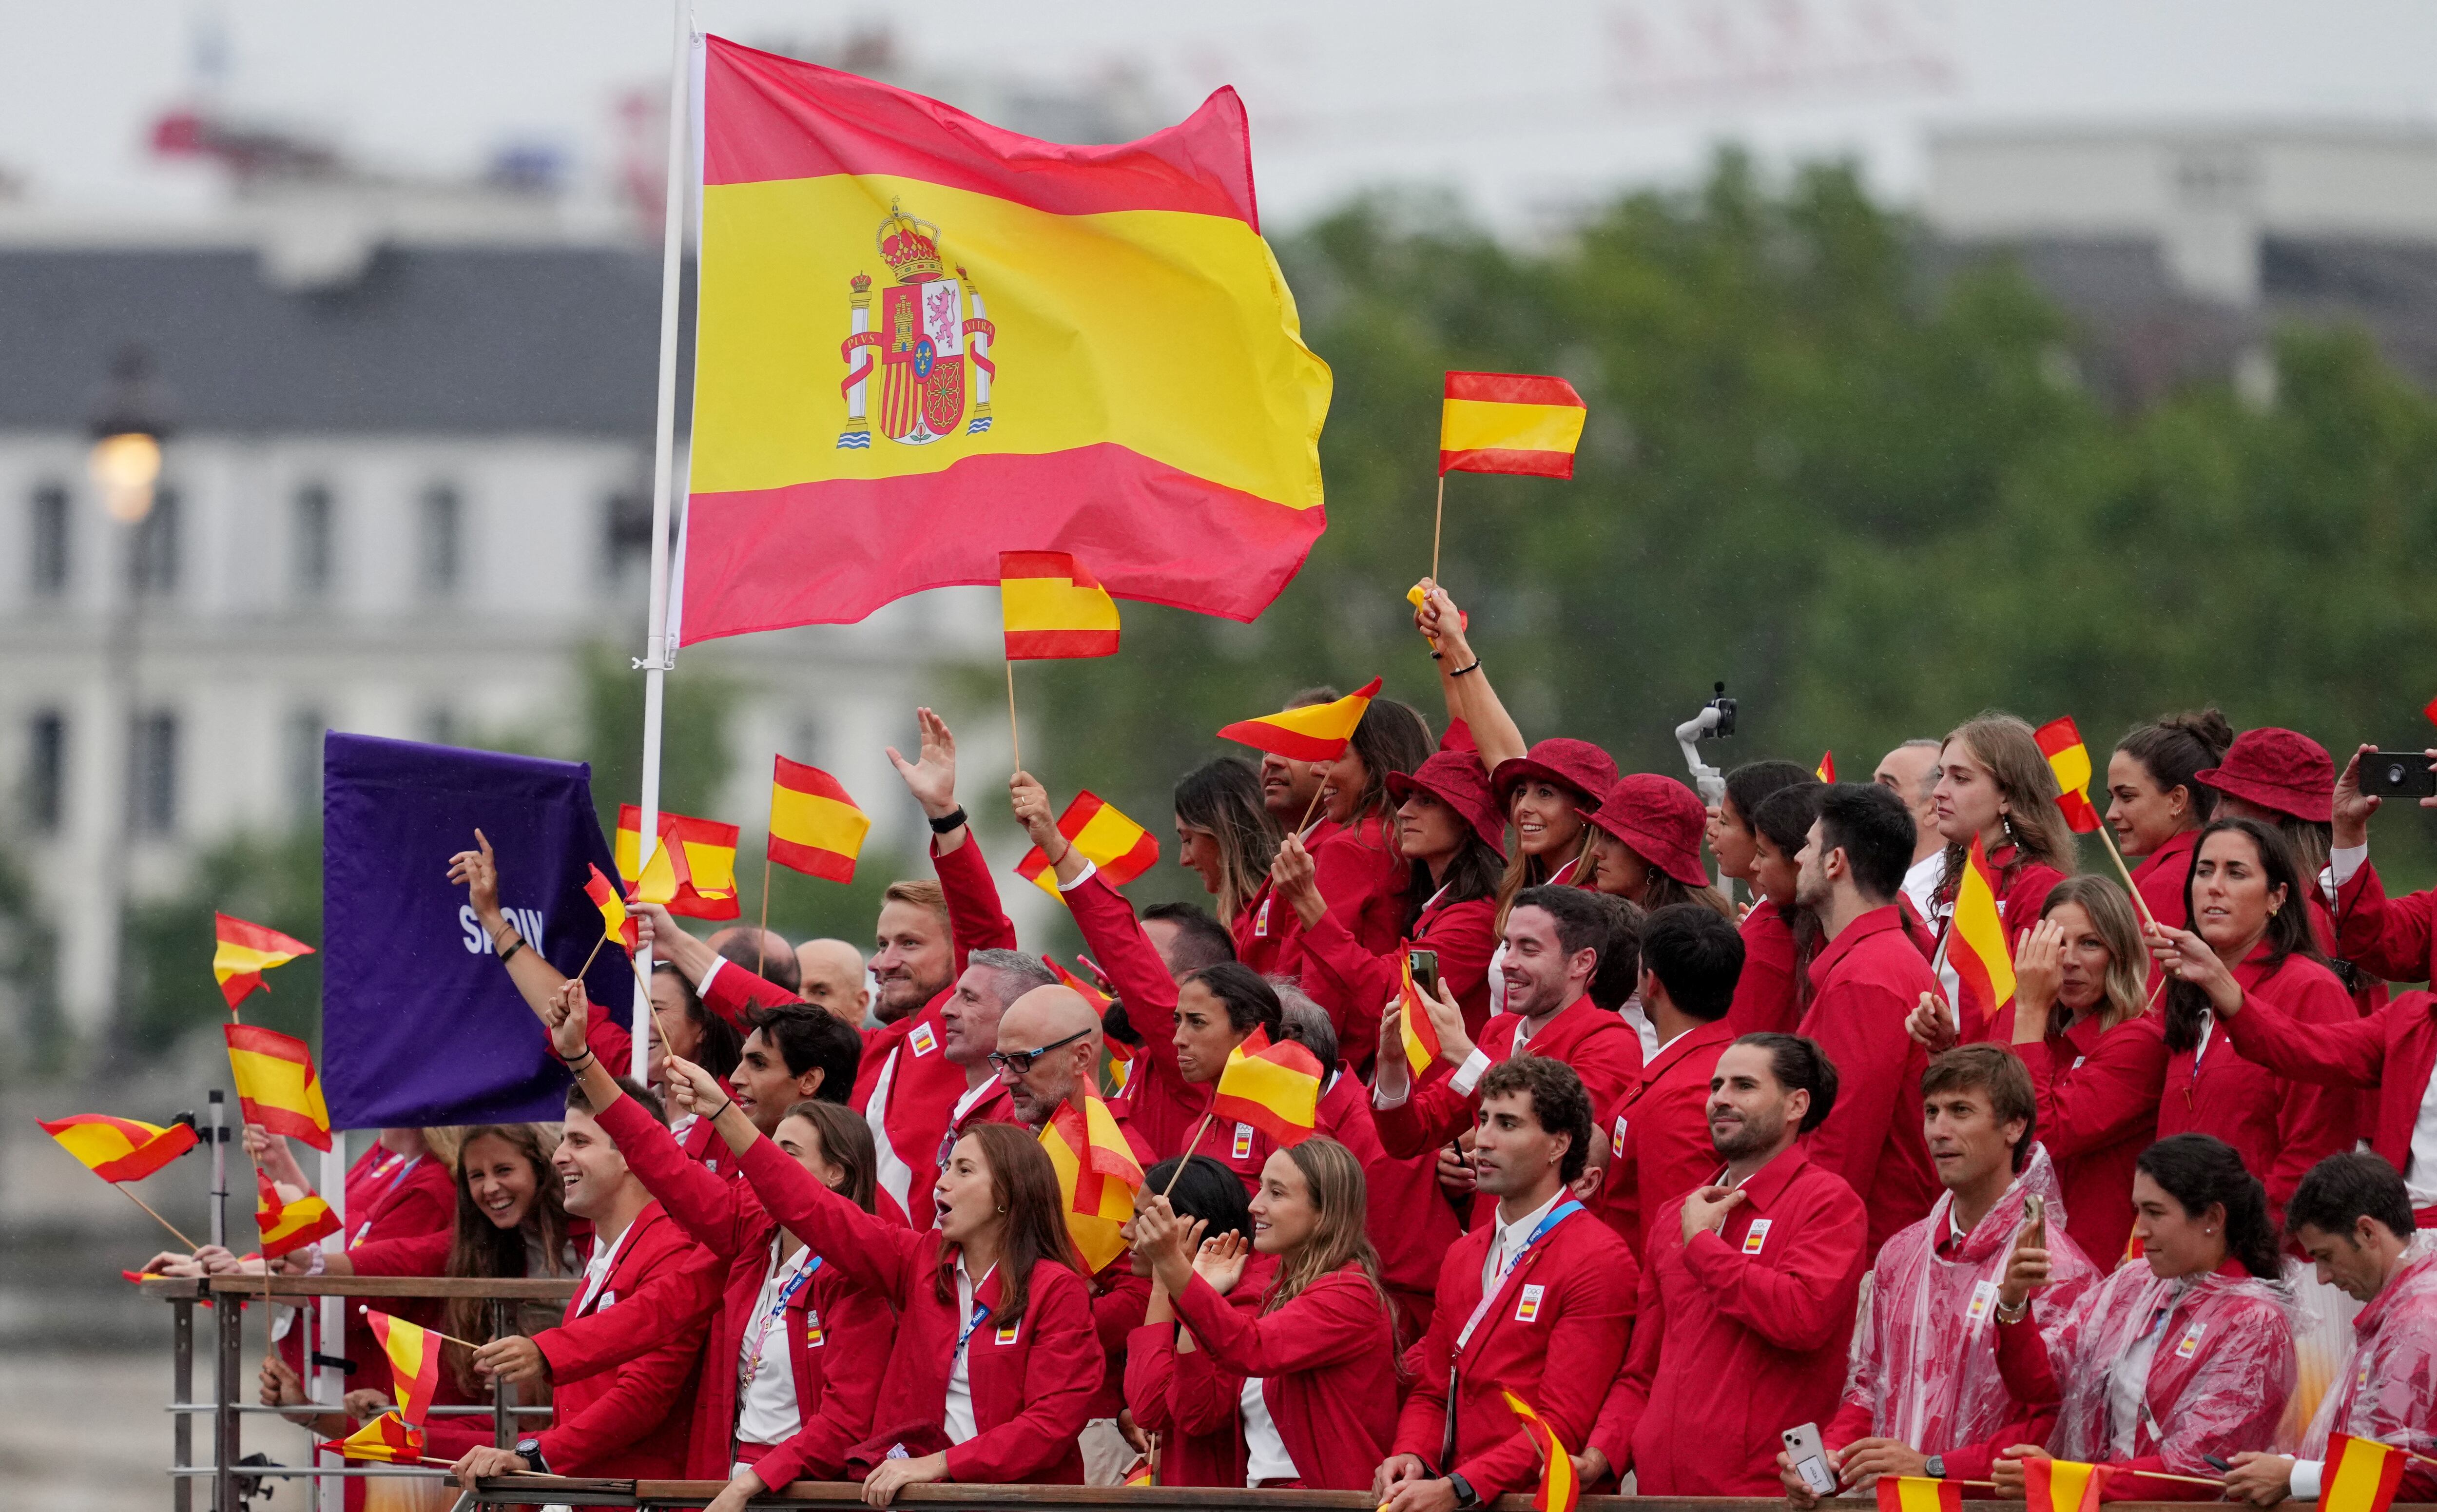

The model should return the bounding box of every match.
[147,582,2437,1509]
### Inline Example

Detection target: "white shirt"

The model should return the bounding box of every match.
[1239,1377,1296,1485]
[1480,1188,1566,1295]
[2291,1459,2326,1500]
[2107,1292,2181,1456]
[943,1260,994,1445]
[577,1217,636,1316]
[1617,992,1659,1062]
[2407,1061,2437,1206]
[735,1239,817,1446]
[1902,852,1947,926]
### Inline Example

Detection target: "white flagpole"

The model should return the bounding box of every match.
[632,0,693,1085]
[316,1139,346,1512]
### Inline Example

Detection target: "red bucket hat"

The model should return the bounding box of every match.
[1385,751,1507,856]
[2195,728,2335,825]
[1490,738,1619,813]
[1585,774,1712,889]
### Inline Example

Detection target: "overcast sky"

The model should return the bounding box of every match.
[4,0,2434,230]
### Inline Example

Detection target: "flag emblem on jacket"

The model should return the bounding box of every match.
[841,201,999,446]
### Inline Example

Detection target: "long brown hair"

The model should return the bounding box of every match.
[1934,713,2077,906]
[783,1100,879,1214]
[1639,870,1738,920]
[932,1121,1083,1327]
[439,1124,573,1391]
[1337,699,1433,832]
[1265,1137,1395,1336]
[2036,876,2150,1037]
[1173,756,1279,929]
[2164,819,2328,1053]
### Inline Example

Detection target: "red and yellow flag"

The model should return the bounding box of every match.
[1044,957,1131,1092]
[583,863,632,950]
[1217,677,1382,765]
[616,804,742,919]
[1123,1456,1155,1487]
[39,1113,195,1182]
[1876,1477,1963,1512]
[1500,1389,1581,1512]
[1015,792,1160,901]
[2025,1458,2107,1512]
[1001,551,1120,660]
[2035,716,2104,834]
[254,1169,338,1258]
[319,1411,426,1466]
[1212,1027,1323,1147]
[365,1308,443,1425]
[677,38,1330,641]
[1041,1094,1144,1273]
[767,757,870,883]
[1949,834,2017,1034]
[2323,1434,2408,1512]
[225,1024,333,1151]
[1440,372,1587,479]
[213,913,314,1009]
[1398,951,1444,1081]
[1816,751,1837,783]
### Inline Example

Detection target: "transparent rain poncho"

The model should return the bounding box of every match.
[2297,1233,2437,1460]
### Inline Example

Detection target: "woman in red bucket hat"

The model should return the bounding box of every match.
[1927,714,2077,1028]
[1278,748,1508,1046]
[1583,774,1734,919]
[2198,726,2382,1016]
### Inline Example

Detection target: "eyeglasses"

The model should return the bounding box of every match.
[986,1028,1090,1078]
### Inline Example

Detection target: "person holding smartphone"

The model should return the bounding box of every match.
[2328,741,2437,989]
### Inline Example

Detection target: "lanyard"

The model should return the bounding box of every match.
[952,1262,1000,1355]
[1454,1200,1581,1351]
[742,1245,821,1383]
[350,1152,422,1247]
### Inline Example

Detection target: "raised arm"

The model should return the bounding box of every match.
[1414,582,1524,773]
[893,707,1017,961]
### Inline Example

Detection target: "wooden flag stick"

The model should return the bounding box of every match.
[355,1304,483,1352]
[755,853,773,980]
[2095,821,2164,933]
[575,929,610,983]
[1006,659,1024,777]
[1296,777,1331,835]
[1430,473,1446,587]
[1160,1112,1217,1198]
[118,1183,201,1251]
[2110,1468,2227,1489]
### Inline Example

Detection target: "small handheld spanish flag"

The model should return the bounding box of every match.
[363,1307,443,1425]
[583,864,633,950]
[2024,1458,2107,1512]
[255,1169,338,1258]
[318,1410,426,1466]
[1217,677,1382,765]
[1816,751,1837,783]
[1397,950,1444,1081]
[616,804,742,919]
[767,756,871,884]
[1440,372,1587,479]
[2322,1434,2408,1512]
[1876,1476,1963,1512]
[1500,1389,1580,1512]
[213,913,314,1009]
[1041,1094,1144,1273]
[2034,716,2104,834]
[39,1113,196,1182]
[225,1024,333,1151]
[1015,791,1159,902]
[1948,834,2017,1034]
[1000,551,1121,660]
[1211,1027,1324,1147]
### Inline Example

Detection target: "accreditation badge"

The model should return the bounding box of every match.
[1741,1219,1772,1256]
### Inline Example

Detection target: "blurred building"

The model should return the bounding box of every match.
[1926,120,2437,407]
[0,152,1018,1047]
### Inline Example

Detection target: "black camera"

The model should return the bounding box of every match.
[1700,682,1736,740]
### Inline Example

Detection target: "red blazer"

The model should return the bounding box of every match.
[1066,872,1204,1164]
[540,1096,896,1483]
[1394,1201,1637,1499]
[1233,818,1342,979]
[518,1202,717,1476]
[1296,891,1499,1064]
[1727,903,1802,1036]
[1083,1119,1161,1420]
[1799,906,1941,1252]
[2021,1009,2168,1265]
[1317,1069,1460,1334]
[1123,1253,1279,1488]
[2337,860,2436,986]
[1373,994,1644,1228]
[2220,984,2437,1226]
[1168,1262,1401,1490]
[279,1148,457,1405]
[1992,848,2068,953]
[2154,945,2356,1224]
[2130,829,2200,932]
[1593,1018,1737,1261]
[1592,1144,1868,1494]
[733,1135,1100,1485]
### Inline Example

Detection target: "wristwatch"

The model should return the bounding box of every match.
[513,1438,549,1475]
[1925,1455,1947,1480]
[1448,1473,1481,1509]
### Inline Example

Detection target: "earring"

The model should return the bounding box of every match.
[2001,813,2020,846]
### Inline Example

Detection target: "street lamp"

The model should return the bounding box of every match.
[89,345,170,522]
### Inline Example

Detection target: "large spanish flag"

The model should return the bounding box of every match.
[225,1024,334,1151]
[680,37,1331,641]
[213,912,314,1009]
[767,757,870,883]
[2322,1434,2408,1512]
[39,1113,196,1183]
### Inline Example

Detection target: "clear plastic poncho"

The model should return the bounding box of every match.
[1843,1143,2100,1452]
[2298,1232,2437,1460]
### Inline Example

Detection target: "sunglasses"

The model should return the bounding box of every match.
[986,1028,1091,1078]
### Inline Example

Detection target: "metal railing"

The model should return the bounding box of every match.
[451,1486,2437,1512]
[143,1273,578,1512]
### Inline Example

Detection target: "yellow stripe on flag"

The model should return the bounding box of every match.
[1952,836,2018,1008]
[1438,399,1586,456]
[1002,576,1121,635]
[692,174,1328,511]
[678,838,739,898]
[770,787,870,856]
[2324,1434,2404,1512]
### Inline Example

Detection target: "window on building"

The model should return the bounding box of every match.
[131,485,180,597]
[420,484,462,597]
[29,483,69,596]
[130,709,177,836]
[293,483,334,596]
[603,488,654,590]
[286,708,326,825]
[24,710,65,834]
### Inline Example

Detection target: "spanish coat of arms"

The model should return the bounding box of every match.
[838,200,997,448]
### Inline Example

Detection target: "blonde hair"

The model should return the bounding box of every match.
[1935,712,2077,904]
[2038,875,2150,1035]
[881,879,949,927]
[420,1126,464,1174]
[1267,1137,1398,1344]
[1492,804,1592,935]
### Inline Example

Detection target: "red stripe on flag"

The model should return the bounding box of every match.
[1003,628,1122,659]
[772,756,854,804]
[1442,372,1586,408]
[1438,446,1576,480]
[766,835,857,883]
[1100,828,1161,888]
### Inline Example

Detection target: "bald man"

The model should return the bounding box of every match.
[796,938,871,1023]
[1873,739,1946,920]
[994,984,1156,1478]
[704,926,800,995]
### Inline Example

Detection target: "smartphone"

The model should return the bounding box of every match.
[2360,752,2437,800]
[2205,1455,2233,1473]
[1409,950,1440,999]
[2024,1193,2047,1243]
[1782,1423,1836,1497]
